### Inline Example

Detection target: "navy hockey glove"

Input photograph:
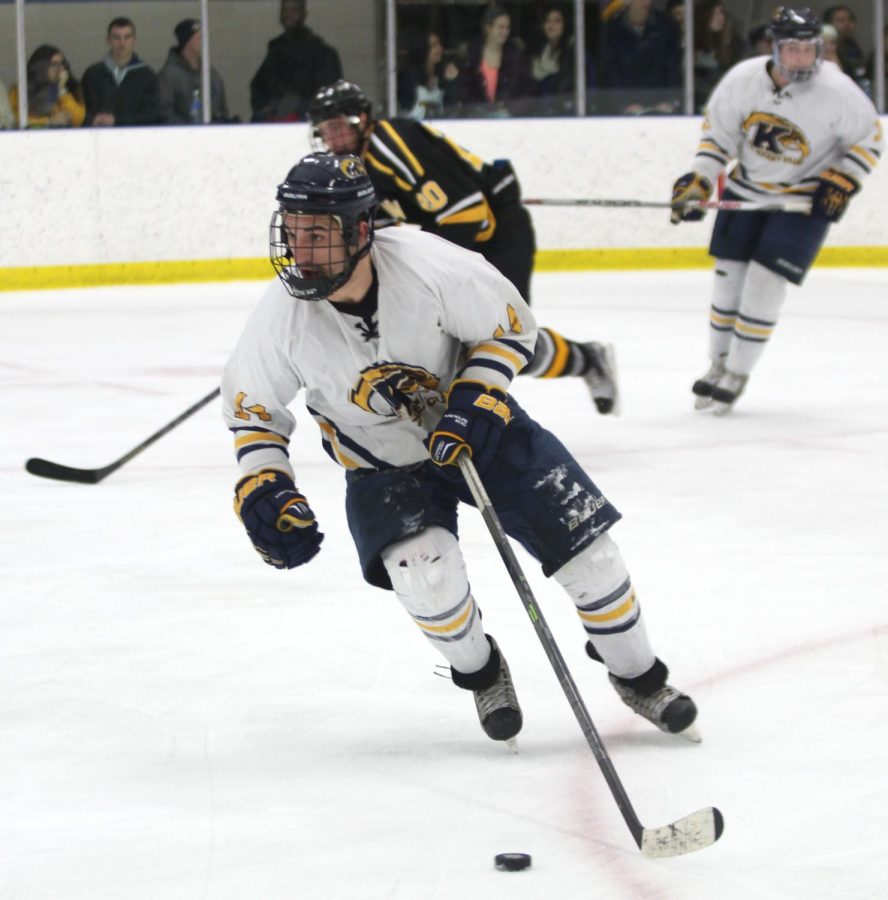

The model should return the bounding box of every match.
[233,470,323,569]
[427,380,511,479]
[811,168,859,222]
[670,172,713,224]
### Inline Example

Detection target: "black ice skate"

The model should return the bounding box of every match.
[582,342,620,415]
[710,371,748,416]
[586,642,699,741]
[452,636,522,743]
[691,360,726,410]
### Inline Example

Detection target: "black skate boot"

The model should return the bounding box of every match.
[581,342,620,415]
[586,642,698,738]
[710,371,748,415]
[452,636,522,741]
[692,360,726,410]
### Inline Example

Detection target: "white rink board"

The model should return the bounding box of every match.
[1,117,887,269]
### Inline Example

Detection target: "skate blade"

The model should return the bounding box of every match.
[694,395,715,411]
[711,401,735,416]
[505,737,519,754]
[675,723,702,743]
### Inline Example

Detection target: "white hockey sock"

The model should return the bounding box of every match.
[381,526,490,674]
[707,260,748,362]
[553,533,655,680]
[725,261,788,376]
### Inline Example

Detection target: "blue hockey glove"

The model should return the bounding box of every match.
[670,172,713,224]
[811,168,859,222]
[427,380,511,479]
[233,470,323,569]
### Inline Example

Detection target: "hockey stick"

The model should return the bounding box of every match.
[456,452,724,858]
[523,196,811,212]
[25,386,221,484]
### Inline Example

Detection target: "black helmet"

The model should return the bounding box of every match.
[308,80,372,153]
[770,6,822,41]
[308,80,372,126]
[270,152,376,301]
[770,8,823,81]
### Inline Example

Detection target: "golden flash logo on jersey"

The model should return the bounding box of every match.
[351,362,443,422]
[743,113,810,165]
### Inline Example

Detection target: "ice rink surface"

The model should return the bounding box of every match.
[2,267,887,899]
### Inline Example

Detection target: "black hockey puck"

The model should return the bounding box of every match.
[494,852,532,871]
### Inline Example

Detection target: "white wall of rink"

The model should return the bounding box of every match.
[1,116,886,270]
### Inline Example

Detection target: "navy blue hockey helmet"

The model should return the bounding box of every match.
[270,152,376,301]
[770,7,823,81]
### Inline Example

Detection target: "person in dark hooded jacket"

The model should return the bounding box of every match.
[250,0,343,122]
[158,19,231,124]
[82,17,160,126]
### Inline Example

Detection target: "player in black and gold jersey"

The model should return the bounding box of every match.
[308,80,619,415]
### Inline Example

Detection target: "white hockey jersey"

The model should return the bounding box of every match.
[222,227,537,477]
[691,57,882,200]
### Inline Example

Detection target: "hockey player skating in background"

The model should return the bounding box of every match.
[671,6,881,414]
[307,80,620,416]
[223,152,699,744]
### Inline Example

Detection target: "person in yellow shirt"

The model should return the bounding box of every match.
[10,45,85,128]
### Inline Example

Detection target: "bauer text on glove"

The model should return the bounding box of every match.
[426,380,511,477]
[234,470,323,569]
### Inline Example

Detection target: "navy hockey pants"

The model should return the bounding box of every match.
[344,401,621,590]
[709,189,831,285]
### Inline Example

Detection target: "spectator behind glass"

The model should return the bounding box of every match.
[865,25,887,97]
[250,0,343,122]
[602,0,682,114]
[529,5,598,114]
[9,45,85,128]
[692,0,744,112]
[158,19,233,124]
[458,5,534,116]
[666,0,686,33]
[821,23,840,65]
[397,31,460,119]
[823,5,870,93]
[82,17,161,126]
[746,23,772,57]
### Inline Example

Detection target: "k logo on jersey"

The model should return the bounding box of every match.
[743,113,810,164]
[350,362,443,423]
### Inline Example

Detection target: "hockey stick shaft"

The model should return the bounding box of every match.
[523,196,811,212]
[455,454,647,845]
[25,386,221,484]
[457,452,723,857]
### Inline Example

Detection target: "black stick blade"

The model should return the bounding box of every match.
[25,457,107,484]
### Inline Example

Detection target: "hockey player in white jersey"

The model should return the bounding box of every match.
[222,151,699,744]
[671,6,881,413]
